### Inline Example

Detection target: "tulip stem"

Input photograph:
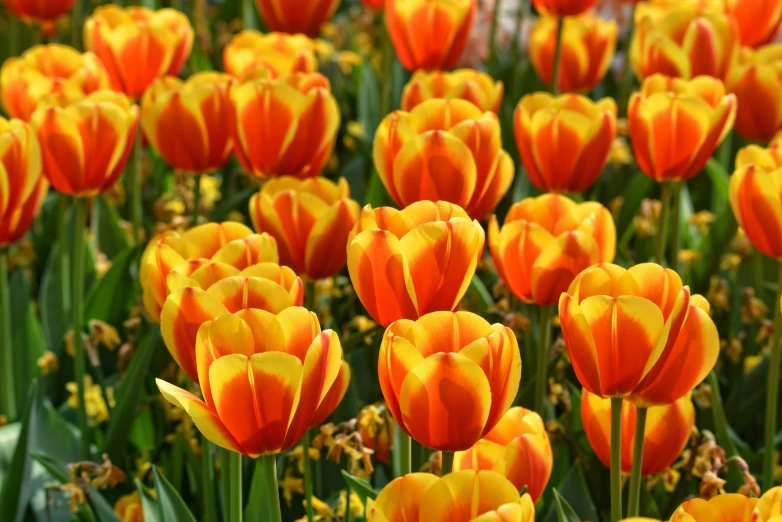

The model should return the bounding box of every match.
[535,305,554,416]
[201,437,216,522]
[302,430,315,522]
[488,0,502,71]
[71,0,83,50]
[626,407,648,518]
[72,197,90,458]
[0,249,16,421]
[763,261,782,489]
[551,17,565,95]
[262,453,282,522]
[394,424,412,477]
[668,182,682,272]
[242,0,258,30]
[610,398,623,522]
[221,448,232,521]
[655,182,672,265]
[58,194,72,320]
[229,451,243,522]
[130,128,143,245]
[192,174,202,227]
[441,451,455,475]
[379,15,394,119]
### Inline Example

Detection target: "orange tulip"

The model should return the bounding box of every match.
[114,492,144,522]
[756,486,782,520]
[559,263,719,404]
[671,494,760,522]
[30,91,139,198]
[0,118,48,248]
[0,44,110,121]
[157,307,345,456]
[222,30,317,80]
[725,0,782,49]
[385,0,477,72]
[514,93,617,193]
[629,74,736,182]
[358,403,394,464]
[489,194,616,307]
[725,45,782,143]
[735,133,782,171]
[230,72,339,180]
[254,0,339,37]
[347,201,485,327]
[581,389,694,476]
[366,470,535,522]
[249,176,360,280]
[5,0,75,21]
[375,99,513,220]
[401,69,503,113]
[141,72,233,174]
[84,6,194,98]
[454,407,553,502]
[532,0,596,17]
[529,14,618,93]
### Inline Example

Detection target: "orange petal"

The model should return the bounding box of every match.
[310,360,351,427]
[419,470,521,522]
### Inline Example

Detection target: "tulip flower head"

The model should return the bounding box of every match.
[222,30,317,80]
[5,0,76,22]
[671,493,761,522]
[532,0,596,17]
[726,45,782,143]
[725,0,782,49]
[375,98,513,220]
[254,0,339,37]
[401,69,503,113]
[489,194,616,307]
[347,201,485,327]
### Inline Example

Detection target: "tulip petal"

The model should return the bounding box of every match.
[419,470,521,522]
[206,276,295,314]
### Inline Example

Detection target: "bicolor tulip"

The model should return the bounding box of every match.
[375,98,513,220]
[378,311,520,451]
[735,133,782,171]
[347,201,485,327]
[531,0,596,17]
[114,492,143,522]
[581,389,695,476]
[310,360,351,427]
[514,93,616,193]
[454,407,553,502]
[401,69,503,113]
[254,0,339,37]
[230,72,339,179]
[0,44,110,121]
[489,194,616,307]
[386,0,477,72]
[671,494,761,522]
[528,14,618,93]
[726,45,782,143]
[5,0,75,21]
[559,263,719,404]
[366,470,535,522]
[156,307,345,456]
[249,176,360,280]
[222,30,317,80]
[725,0,782,48]
[30,91,139,198]
[141,72,233,173]
[629,74,736,182]
[0,118,48,248]
[84,6,194,98]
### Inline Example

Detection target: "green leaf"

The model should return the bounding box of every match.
[464,275,495,315]
[364,170,391,208]
[704,158,730,211]
[210,186,255,222]
[245,458,270,521]
[544,463,599,522]
[341,470,378,503]
[616,173,655,241]
[707,371,744,490]
[9,270,45,412]
[30,451,69,482]
[358,63,380,144]
[84,246,141,329]
[135,479,163,522]
[91,195,131,259]
[152,466,198,522]
[552,488,582,522]
[0,382,39,522]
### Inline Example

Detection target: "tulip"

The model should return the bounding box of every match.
[230,72,340,180]
[310,361,351,427]
[385,0,477,72]
[401,69,503,113]
[5,0,76,21]
[30,91,139,197]
[528,14,618,93]
[249,176,360,280]
[0,44,110,121]
[223,30,317,80]
[454,407,553,502]
[671,494,759,522]
[757,486,782,520]
[514,93,616,193]
[532,0,596,17]
[114,492,143,522]
[725,45,782,143]
[629,75,736,182]
[375,99,513,220]
[254,0,339,37]
[347,201,485,327]
[735,133,782,171]
[725,0,782,48]
[84,6,194,98]
[730,154,782,261]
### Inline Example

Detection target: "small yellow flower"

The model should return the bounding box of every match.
[721,253,742,273]
[335,490,364,519]
[335,51,362,74]
[347,121,366,141]
[279,467,304,508]
[608,196,624,217]
[663,468,680,493]
[707,277,730,311]
[163,199,186,216]
[66,376,110,426]
[721,336,744,365]
[37,351,59,375]
[745,354,763,374]
[90,320,121,351]
[295,495,334,521]
[225,210,246,224]
[198,175,222,209]
[678,249,701,265]
[607,137,633,167]
[688,210,715,234]
[314,39,335,61]
[62,482,88,513]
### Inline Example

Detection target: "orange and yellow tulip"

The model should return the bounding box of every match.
[249,176,360,280]
[141,72,234,174]
[114,492,143,522]
[374,99,513,220]
[671,493,761,522]
[347,201,484,327]
[401,69,503,113]
[310,361,351,427]
[454,407,553,502]
[385,0,477,72]
[84,6,194,98]
[726,45,782,143]
[378,311,520,451]
[230,72,339,180]
[156,307,345,456]
[514,93,616,193]
[254,0,339,37]
[628,74,736,182]
[30,91,139,198]
[0,118,48,248]
[222,30,317,80]
[5,0,75,21]
[532,0,596,17]
[725,0,782,49]
[489,194,616,307]
[581,389,695,476]
[529,14,618,94]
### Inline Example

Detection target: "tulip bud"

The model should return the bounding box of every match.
[5,0,76,21]
[254,0,339,37]
[401,69,503,113]
[223,30,317,80]
[726,45,782,143]
[532,0,596,17]
[725,0,782,48]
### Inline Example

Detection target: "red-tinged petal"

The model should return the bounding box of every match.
[181,221,254,259]
[206,276,295,314]
[729,165,782,260]
[310,360,351,427]
[372,473,439,522]
[559,293,603,395]
[211,233,279,269]
[530,231,601,306]
[419,470,521,522]
[454,440,505,473]
[497,433,553,502]
[303,198,360,279]
[378,328,425,429]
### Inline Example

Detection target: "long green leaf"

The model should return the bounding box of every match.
[10,270,45,413]
[552,489,582,522]
[136,479,163,522]
[152,466,198,522]
[0,382,38,522]
[341,470,378,504]
[84,246,140,329]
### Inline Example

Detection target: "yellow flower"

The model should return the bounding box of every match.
[335,490,364,519]
[335,51,362,74]
[163,199,186,216]
[607,137,633,167]
[347,121,366,141]
[279,467,304,508]
[37,351,59,375]
[66,376,110,426]
[90,320,121,351]
[745,354,763,374]
[689,210,716,234]
[296,495,334,521]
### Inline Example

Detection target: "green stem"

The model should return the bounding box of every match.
[130,129,143,245]
[262,454,282,522]
[551,17,565,95]
[668,182,682,272]
[221,448,232,522]
[618,17,636,116]
[242,0,258,30]
[201,437,215,522]
[0,249,16,421]
[192,174,202,227]
[441,451,455,475]
[626,407,648,518]
[488,0,502,72]
[610,398,623,522]
[58,194,71,320]
[72,197,89,458]
[393,424,411,477]
[379,15,394,118]
[229,451,243,522]
[763,261,782,489]
[655,182,672,265]
[535,306,554,416]
[70,0,83,50]
[345,485,352,522]
[302,430,315,522]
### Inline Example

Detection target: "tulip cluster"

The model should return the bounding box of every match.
[402,69,503,113]
[222,30,317,80]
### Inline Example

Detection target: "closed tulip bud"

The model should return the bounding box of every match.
[375,99,513,220]
[30,91,139,198]
[671,493,760,522]
[84,6,194,98]
[454,407,553,503]
[386,0,477,72]
[230,72,339,179]
[532,0,596,17]
[249,176,360,280]
[514,93,617,193]
[629,74,736,182]
[157,307,345,455]
[0,45,110,122]
[223,30,317,80]
[401,69,503,113]
[255,0,339,37]
[5,0,75,21]
[726,45,782,143]
[0,118,48,248]
[581,389,694,476]
[347,201,485,327]
[725,0,782,48]
[489,194,616,307]
[529,14,618,93]
[141,72,233,174]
